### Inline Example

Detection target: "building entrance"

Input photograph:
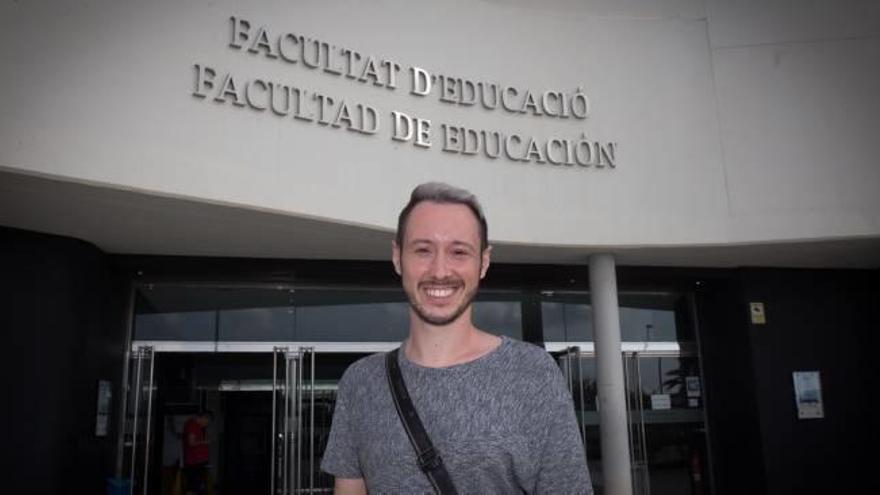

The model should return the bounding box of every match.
[120,346,366,495]
[123,283,706,493]
[555,347,710,495]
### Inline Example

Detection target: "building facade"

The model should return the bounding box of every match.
[2,1,878,494]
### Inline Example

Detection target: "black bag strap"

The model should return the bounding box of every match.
[385,348,458,495]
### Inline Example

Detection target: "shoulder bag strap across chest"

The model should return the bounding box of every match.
[385,348,458,495]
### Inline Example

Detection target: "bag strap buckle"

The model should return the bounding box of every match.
[418,448,442,472]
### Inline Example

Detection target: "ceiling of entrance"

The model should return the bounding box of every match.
[2,170,879,268]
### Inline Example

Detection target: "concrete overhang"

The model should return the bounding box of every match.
[2,169,879,269]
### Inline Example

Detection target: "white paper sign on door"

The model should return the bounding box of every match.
[650,394,671,410]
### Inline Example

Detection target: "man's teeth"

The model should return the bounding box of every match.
[426,287,455,298]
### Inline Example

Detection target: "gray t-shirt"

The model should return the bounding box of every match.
[321,336,593,493]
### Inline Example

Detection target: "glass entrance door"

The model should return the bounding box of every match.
[118,347,354,495]
[556,349,710,495]
[555,347,602,491]
[121,346,157,495]
[272,346,318,495]
[623,352,709,495]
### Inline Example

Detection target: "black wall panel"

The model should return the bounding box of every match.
[695,276,768,494]
[739,268,879,494]
[1,227,127,494]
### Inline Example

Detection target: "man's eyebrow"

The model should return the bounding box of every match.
[407,239,476,249]
[449,241,477,251]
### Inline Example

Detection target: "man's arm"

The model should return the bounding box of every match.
[334,477,366,495]
[322,367,366,489]
[534,355,593,493]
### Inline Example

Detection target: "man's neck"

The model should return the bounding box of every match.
[403,310,501,368]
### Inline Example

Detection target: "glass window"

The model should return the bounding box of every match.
[564,303,593,341]
[619,307,677,341]
[295,302,409,342]
[219,307,295,341]
[473,301,522,340]
[540,292,688,343]
[292,289,408,342]
[540,300,593,342]
[631,356,702,410]
[134,311,215,341]
[541,302,566,342]
[133,285,524,343]
[134,286,295,342]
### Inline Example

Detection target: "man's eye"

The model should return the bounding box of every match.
[452,250,470,258]
[414,247,431,255]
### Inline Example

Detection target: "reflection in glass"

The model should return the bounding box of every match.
[473,301,523,340]
[133,285,523,343]
[625,354,707,495]
[295,302,409,342]
[620,307,676,342]
[134,311,215,341]
[554,352,709,494]
[219,307,295,341]
[540,302,594,341]
[542,302,566,341]
[631,356,702,411]
[541,293,687,343]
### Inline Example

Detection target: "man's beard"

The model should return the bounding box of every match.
[407,280,479,326]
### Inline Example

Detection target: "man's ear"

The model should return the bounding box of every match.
[480,245,492,279]
[391,240,402,276]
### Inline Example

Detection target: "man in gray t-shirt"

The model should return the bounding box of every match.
[321,182,592,494]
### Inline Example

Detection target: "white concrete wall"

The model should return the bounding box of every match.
[708,0,880,243]
[0,0,877,248]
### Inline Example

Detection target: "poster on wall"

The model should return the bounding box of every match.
[792,371,824,419]
[95,380,112,436]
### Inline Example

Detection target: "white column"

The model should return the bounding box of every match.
[589,253,633,495]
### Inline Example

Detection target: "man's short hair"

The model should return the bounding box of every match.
[396,182,489,252]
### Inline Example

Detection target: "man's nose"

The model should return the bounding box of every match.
[428,252,451,279]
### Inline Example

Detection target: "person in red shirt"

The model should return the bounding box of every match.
[182,411,212,495]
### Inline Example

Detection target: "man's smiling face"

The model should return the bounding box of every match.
[393,201,491,326]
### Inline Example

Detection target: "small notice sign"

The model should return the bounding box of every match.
[793,371,824,419]
[686,376,702,398]
[95,380,112,437]
[650,394,671,410]
[750,302,766,324]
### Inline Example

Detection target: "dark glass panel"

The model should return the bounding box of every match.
[472,301,523,340]
[218,306,295,341]
[539,292,688,343]
[295,302,409,342]
[564,303,594,341]
[540,302,566,341]
[134,311,215,341]
[620,307,677,342]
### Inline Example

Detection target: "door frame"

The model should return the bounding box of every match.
[119,344,335,495]
[550,342,710,495]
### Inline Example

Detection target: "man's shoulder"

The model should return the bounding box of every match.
[348,350,388,372]
[496,338,567,398]
[338,351,388,389]
[502,337,557,371]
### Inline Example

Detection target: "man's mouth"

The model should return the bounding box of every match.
[425,287,455,298]
[419,282,463,302]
